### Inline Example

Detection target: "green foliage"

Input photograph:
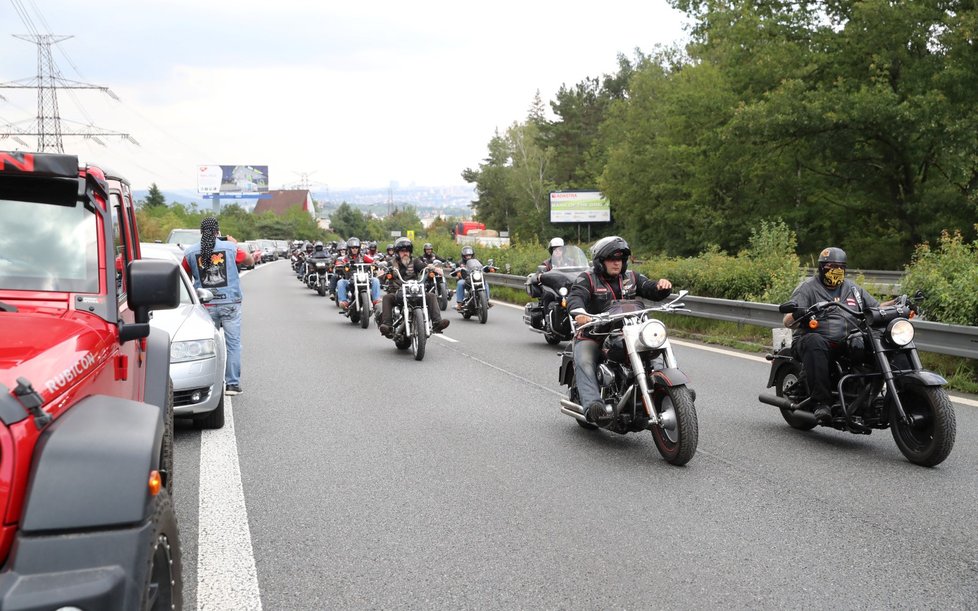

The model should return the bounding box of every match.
[135,202,326,243]
[329,203,371,240]
[903,230,978,326]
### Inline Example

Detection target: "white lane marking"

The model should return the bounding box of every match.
[433,333,459,343]
[492,299,524,311]
[670,339,770,364]
[197,396,262,611]
[948,394,978,407]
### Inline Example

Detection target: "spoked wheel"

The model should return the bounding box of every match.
[141,490,182,611]
[890,385,956,467]
[775,364,817,431]
[650,385,698,466]
[477,290,488,324]
[411,308,427,361]
[359,291,370,329]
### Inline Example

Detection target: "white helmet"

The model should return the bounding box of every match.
[548,237,565,254]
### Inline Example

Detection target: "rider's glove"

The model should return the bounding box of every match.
[792,307,807,322]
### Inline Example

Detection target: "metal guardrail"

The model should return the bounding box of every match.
[487,273,978,360]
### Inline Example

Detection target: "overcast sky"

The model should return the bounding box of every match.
[0,0,688,191]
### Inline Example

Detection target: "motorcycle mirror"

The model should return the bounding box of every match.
[537,265,547,273]
[913,289,925,301]
[778,301,798,314]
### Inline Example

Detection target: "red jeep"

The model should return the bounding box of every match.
[0,151,183,609]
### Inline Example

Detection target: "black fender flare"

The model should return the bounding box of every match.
[897,370,948,388]
[20,395,163,532]
[558,350,575,387]
[651,368,690,388]
[143,327,170,411]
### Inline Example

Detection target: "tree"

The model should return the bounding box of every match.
[143,183,167,208]
[330,203,371,240]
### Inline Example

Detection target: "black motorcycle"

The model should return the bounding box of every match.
[424,259,450,311]
[453,258,494,324]
[304,258,329,296]
[758,294,956,467]
[523,244,589,345]
[374,266,433,361]
[558,293,699,466]
[337,262,375,329]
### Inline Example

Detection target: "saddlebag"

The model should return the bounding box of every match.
[523,302,544,329]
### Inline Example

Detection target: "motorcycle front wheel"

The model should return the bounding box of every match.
[438,284,448,311]
[650,385,698,466]
[890,385,956,467]
[411,308,427,361]
[477,290,488,324]
[359,291,370,329]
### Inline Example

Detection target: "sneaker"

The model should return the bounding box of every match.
[339,301,350,310]
[488,302,494,308]
[433,319,450,333]
[813,404,831,423]
[372,299,381,308]
[455,304,464,312]
[225,384,242,396]
[379,324,392,337]
[586,400,610,423]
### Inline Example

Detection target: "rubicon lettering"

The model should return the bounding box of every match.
[45,353,98,394]
[0,152,34,172]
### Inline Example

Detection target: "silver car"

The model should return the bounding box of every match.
[141,243,227,429]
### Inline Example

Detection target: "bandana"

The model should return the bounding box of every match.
[823,267,845,287]
[199,217,219,270]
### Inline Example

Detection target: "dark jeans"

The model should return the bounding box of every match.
[381,291,441,327]
[793,334,844,406]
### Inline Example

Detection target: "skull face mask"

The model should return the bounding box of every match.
[822,266,845,287]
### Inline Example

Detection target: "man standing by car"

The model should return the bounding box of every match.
[182,217,253,396]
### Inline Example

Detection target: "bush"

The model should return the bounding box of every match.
[903,230,978,326]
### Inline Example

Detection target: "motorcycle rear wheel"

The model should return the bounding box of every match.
[570,387,598,430]
[650,385,698,466]
[411,308,427,361]
[775,364,817,431]
[544,331,562,345]
[890,385,956,467]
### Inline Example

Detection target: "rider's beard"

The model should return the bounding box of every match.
[822,267,845,287]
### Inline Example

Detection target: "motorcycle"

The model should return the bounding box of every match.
[558,292,699,466]
[758,293,956,467]
[424,259,450,311]
[523,244,590,345]
[304,258,329,296]
[374,265,433,361]
[453,258,494,324]
[338,262,375,329]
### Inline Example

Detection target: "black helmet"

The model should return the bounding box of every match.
[347,237,361,250]
[817,247,847,288]
[591,236,631,275]
[461,245,474,260]
[548,237,565,254]
[304,241,314,253]
[394,237,413,253]
[314,240,324,252]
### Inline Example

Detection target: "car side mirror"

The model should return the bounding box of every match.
[778,301,798,314]
[197,288,215,303]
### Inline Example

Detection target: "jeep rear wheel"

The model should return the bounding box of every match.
[162,378,174,493]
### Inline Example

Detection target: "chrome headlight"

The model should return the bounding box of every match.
[639,320,667,349]
[171,339,216,363]
[355,272,368,282]
[408,284,422,295]
[471,271,483,281]
[558,287,568,297]
[886,319,915,346]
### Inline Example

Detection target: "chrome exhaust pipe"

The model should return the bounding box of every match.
[560,399,588,422]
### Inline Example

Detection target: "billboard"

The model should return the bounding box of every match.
[549,191,611,223]
[197,165,269,195]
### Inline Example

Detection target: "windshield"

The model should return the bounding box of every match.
[605,299,646,315]
[465,258,483,271]
[168,229,201,245]
[552,245,589,269]
[0,198,99,292]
